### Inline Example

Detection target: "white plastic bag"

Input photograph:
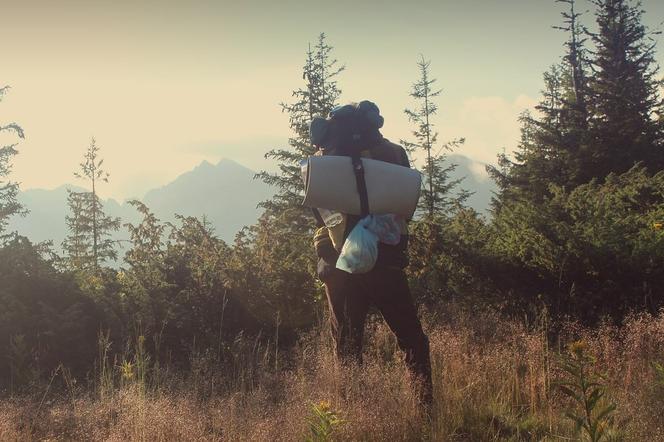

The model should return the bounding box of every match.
[366,214,401,246]
[336,214,402,274]
[336,216,378,274]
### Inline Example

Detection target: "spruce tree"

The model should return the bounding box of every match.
[240,34,344,326]
[499,66,569,201]
[556,0,589,119]
[256,33,343,230]
[556,0,593,184]
[587,0,664,177]
[489,0,593,203]
[63,137,120,271]
[486,0,664,320]
[62,190,90,269]
[403,55,468,219]
[0,85,26,237]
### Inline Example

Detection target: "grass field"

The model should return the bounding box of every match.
[2,307,663,441]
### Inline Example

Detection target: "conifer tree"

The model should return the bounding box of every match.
[256,33,344,229]
[124,200,166,276]
[403,56,468,219]
[490,0,593,202]
[557,0,589,119]
[63,137,120,271]
[497,66,569,202]
[587,0,664,177]
[122,200,168,323]
[0,85,26,237]
[556,0,593,184]
[486,0,664,319]
[241,34,344,324]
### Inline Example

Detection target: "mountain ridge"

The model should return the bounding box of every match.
[7,155,495,255]
[8,158,273,249]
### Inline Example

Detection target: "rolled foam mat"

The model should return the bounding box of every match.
[302,156,421,218]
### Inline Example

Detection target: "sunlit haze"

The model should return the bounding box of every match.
[2,0,663,200]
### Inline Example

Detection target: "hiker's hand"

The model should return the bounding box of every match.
[314,227,337,260]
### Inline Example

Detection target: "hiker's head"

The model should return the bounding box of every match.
[310,100,384,155]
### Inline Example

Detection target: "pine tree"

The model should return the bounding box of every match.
[239,34,344,325]
[485,0,664,320]
[489,0,593,203]
[403,55,468,219]
[63,190,90,269]
[0,85,26,237]
[587,0,664,177]
[557,0,589,119]
[556,0,593,185]
[499,66,568,201]
[63,137,120,271]
[256,33,344,230]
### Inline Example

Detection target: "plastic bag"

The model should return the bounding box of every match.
[336,214,402,274]
[366,214,401,246]
[336,216,378,274]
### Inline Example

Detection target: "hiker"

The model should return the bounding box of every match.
[308,101,433,404]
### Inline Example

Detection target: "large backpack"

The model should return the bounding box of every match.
[309,101,409,219]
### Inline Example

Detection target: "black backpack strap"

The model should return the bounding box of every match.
[311,208,325,227]
[351,155,370,217]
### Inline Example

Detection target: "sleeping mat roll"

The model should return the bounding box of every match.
[301,155,422,219]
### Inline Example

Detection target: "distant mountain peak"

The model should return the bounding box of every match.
[192,158,253,174]
[216,157,253,172]
[196,159,214,169]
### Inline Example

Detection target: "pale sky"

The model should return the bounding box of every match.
[1,0,663,200]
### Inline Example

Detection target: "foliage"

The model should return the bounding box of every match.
[489,165,664,320]
[0,235,103,387]
[246,33,344,327]
[8,334,32,393]
[121,206,261,363]
[490,0,663,204]
[256,32,343,224]
[407,208,494,305]
[653,361,664,388]
[556,340,618,441]
[62,138,121,271]
[305,400,344,442]
[0,85,26,237]
[227,214,319,330]
[403,55,469,219]
[482,0,664,321]
[587,0,664,177]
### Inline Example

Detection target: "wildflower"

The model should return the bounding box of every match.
[568,340,588,357]
[306,400,343,441]
[120,360,135,380]
[653,222,663,230]
[317,400,331,412]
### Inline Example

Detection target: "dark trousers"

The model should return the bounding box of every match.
[323,265,433,403]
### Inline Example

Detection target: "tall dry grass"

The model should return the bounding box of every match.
[1,307,663,441]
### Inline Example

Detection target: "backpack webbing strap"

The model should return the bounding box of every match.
[352,155,370,217]
[311,208,325,227]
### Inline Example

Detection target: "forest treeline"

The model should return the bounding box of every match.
[1,0,664,389]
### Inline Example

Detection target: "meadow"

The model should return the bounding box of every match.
[2,306,662,441]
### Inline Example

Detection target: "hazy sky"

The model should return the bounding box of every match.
[1,0,663,200]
